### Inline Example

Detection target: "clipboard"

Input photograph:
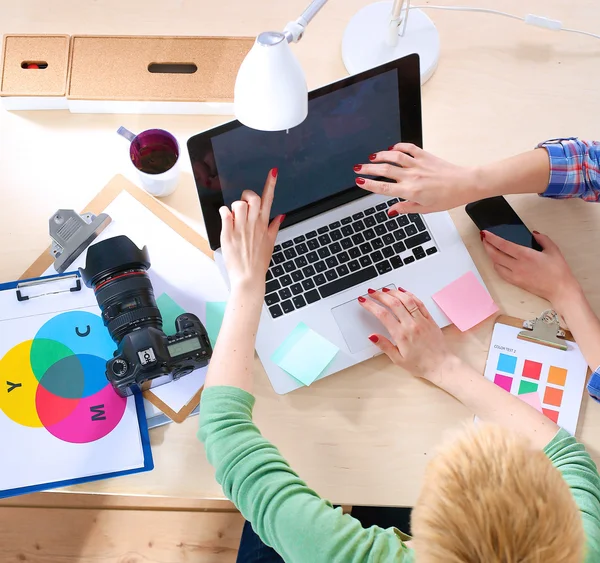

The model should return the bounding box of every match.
[486,310,591,435]
[0,271,154,498]
[20,175,215,423]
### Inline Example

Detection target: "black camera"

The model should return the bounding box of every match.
[80,235,212,397]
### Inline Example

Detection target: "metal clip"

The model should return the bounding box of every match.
[49,210,111,273]
[518,309,567,351]
[16,274,82,302]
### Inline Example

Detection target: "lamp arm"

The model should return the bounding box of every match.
[283,0,330,43]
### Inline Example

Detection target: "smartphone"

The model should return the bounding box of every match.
[465,196,542,251]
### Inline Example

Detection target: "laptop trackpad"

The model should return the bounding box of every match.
[331,284,395,354]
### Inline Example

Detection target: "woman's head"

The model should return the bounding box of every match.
[411,424,584,563]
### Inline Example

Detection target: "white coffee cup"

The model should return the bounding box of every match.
[118,127,180,197]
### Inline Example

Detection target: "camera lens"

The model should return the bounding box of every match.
[80,235,162,343]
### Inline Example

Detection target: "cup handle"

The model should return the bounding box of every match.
[117,126,136,142]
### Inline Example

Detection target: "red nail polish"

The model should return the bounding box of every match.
[480,231,486,241]
[388,145,395,151]
[533,230,540,234]
[388,209,398,217]
[398,287,406,293]
[356,178,366,186]
[368,335,379,343]
[367,288,376,294]
[271,167,278,178]
[382,287,390,293]
[368,153,377,161]
[279,214,286,223]
[353,164,362,172]
[358,296,366,303]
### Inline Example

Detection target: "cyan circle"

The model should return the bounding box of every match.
[34,311,114,361]
[77,354,110,398]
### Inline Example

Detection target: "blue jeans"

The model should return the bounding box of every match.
[236,521,284,563]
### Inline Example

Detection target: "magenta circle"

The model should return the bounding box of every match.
[44,385,127,444]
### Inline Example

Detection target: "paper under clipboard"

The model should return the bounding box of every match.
[20,175,229,423]
[484,311,590,435]
[0,272,153,498]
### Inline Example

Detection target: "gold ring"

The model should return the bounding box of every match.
[408,306,420,316]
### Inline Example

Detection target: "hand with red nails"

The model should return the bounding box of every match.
[353,143,479,216]
[358,287,452,381]
[219,168,284,292]
[481,230,580,308]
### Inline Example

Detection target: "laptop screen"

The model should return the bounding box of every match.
[213,70,400,218]
[188,54,422,250]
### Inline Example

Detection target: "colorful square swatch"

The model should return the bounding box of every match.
[518,392,543,413]
[542,408,559,423]
[431,271,498,332]
[494,374,513,393]
[548,366,568,386]
[518,380,538,395]
[156,293,186,336]
[206,302,227,348]
[497,353,517,374]
[544,386,564,407]
[522,360,542,380]
[272,323,339,386]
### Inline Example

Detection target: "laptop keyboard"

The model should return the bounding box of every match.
[265,198,438,318]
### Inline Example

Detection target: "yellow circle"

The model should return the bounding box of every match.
[0,341,43,427]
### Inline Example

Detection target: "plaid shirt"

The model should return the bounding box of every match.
[538,137,600,402]
[539,137,600,201]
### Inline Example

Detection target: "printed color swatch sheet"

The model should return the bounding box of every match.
[484,323,588,435]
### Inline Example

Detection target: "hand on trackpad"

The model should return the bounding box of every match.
[331,285,395,353]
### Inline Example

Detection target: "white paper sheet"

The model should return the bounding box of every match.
[483,323,588,435]
[0,290,145,493]
[43,191,229,415]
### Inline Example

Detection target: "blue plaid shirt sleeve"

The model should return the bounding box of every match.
[589,368,600,403]
[537,137,600,201]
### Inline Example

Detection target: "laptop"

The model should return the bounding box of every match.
[188,54,484,394]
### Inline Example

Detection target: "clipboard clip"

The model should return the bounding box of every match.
[16,274,82,302]
[518,309,568,351]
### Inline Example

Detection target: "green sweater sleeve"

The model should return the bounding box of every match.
[198,386,412,563]
[544,428,600,562]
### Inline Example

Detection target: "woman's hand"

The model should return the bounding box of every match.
[219,168,284,293]
[481,230,581,310]
[353,144,481,216]
[358,287,456,383]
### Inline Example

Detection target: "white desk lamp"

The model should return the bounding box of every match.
[234,0,440,131]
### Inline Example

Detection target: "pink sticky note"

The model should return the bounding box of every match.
[518,392,543,413]
[432,271,498,331]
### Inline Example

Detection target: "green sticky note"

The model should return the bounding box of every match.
[518,379,538,395]
[206,302,227,347]
[156,293,186,336]
[272,322,339,386]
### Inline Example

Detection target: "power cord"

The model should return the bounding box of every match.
[407,4,600,41]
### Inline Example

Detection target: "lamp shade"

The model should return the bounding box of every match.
[234,32,308,131]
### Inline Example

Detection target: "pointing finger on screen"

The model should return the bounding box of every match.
[261,168,278,221]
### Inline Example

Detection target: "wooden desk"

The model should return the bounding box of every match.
[1,0,600,509]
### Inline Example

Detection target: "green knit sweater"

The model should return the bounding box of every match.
[199,386,600,562]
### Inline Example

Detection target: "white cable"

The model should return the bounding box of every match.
[562,27,600,41]
[409,5,600,41]
[411,5,523,22]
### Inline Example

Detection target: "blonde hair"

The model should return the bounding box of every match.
[411,424,584,563]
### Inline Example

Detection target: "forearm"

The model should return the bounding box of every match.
[474,148,550,198]
[555,288,600,373]
[204,284,264,393]
[431,356,558,449]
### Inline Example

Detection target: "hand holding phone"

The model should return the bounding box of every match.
[465,196,542,251]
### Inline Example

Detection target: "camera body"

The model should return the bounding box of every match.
[80,235,213,397]
[107,313,211,397]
